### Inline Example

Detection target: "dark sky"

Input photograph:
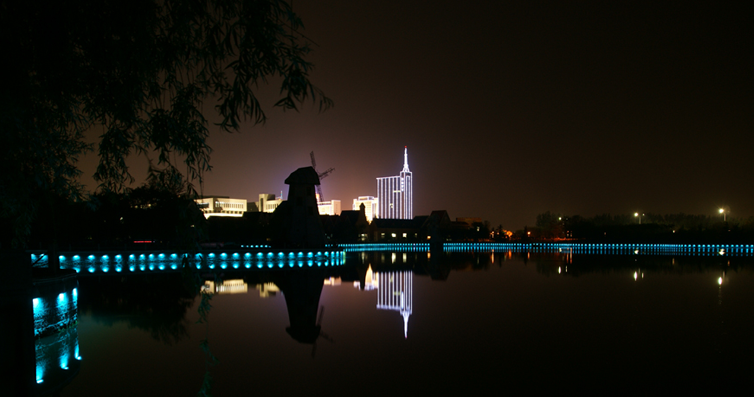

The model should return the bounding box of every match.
[80,1,753,230]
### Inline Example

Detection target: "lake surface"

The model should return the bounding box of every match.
[36,247,754,395]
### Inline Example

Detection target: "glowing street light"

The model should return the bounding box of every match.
[634,212,644,225]
[719,208,727,222]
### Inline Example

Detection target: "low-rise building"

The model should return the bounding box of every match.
[195,196,247,218]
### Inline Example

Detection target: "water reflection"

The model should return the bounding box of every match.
[46,249,754,395]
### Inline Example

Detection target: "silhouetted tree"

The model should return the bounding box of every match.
[1,0,331,247]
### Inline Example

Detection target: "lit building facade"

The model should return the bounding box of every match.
[258,193,284,213]
[376,147,412,219]
[195,196,247,218]
[353,196,379,222]
[317,199,341,216]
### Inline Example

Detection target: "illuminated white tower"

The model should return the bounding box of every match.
[376,147,413,219]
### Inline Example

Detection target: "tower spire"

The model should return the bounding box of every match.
[402,146,410,172]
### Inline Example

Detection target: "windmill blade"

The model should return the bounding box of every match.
[318,167,334,180]
[319,332,334,343]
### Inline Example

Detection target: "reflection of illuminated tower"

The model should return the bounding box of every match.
[377,147,413,219]
[376,271,413,338]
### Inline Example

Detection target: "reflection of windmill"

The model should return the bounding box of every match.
[310,151,334,203]
[311,305,334,358]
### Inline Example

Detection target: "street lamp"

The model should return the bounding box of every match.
[634,212,643,225]
[719,208,726,222]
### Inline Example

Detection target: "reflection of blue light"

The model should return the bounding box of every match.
[233,263,239,269]
[171,264,178,270]
[88,267,96,273]
[220,263,227,269]
[36,363,44,383]
[245,263,251,269]
[129,265,135,271]
[158,264,165,270]
[60,351,69,370]
[257,264,263,268]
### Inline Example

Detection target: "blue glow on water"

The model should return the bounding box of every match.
[129,265,135,271]
[158,264,165,271]
[88,267,96,273]
[36,363,45,383]
[170,264,178,270]
[245,263,251,269]
[101,266,109,272]
[60,350,69,370]
[233,263,239,269]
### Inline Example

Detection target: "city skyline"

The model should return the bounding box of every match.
[75,1,754,230]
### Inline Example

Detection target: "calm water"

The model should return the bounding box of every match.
[41,249,754,395]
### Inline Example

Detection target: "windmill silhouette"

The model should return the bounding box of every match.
[310,151,334,203]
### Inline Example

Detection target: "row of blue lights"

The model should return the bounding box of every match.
[32,250,343,264]
[39,251,346,274]
[341,243,431,252]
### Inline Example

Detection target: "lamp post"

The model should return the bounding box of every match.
[634,212,643,225]
[719,208,726,222]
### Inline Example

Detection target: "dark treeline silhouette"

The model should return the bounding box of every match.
[521,211,754,243]
[1,184,207,251]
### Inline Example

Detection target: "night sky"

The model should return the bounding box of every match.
[80,1,753,230]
